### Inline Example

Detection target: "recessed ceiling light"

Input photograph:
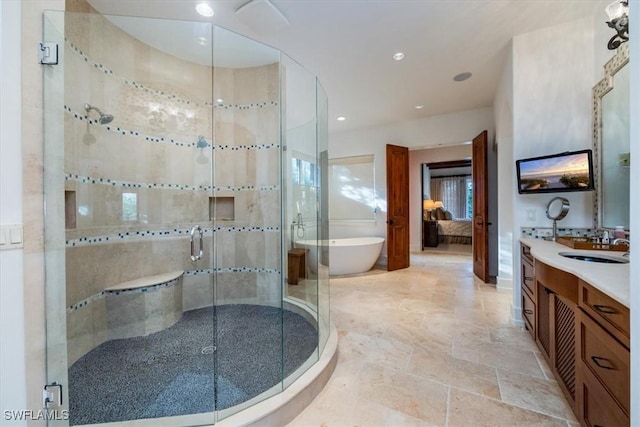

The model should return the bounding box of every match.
[196,3,214,17]
[392,52,405,61]
[415,105,424,109]
[453,72,473,82]
[337,116,346,121]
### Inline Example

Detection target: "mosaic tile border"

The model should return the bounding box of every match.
[521,227,594,239]
[184,267,281,275]
[67,268,281,312]
[66,226,281,247]
[591,44,629,231]
[66,38,280,111]
[65,173,280,193]
[64,105,280,151]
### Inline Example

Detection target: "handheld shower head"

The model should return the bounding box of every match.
[84,103,114,125]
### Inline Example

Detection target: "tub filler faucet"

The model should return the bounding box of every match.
[295,213,305,238]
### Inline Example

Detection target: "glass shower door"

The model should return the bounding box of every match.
[43,11,217,425]
[211,26,285,421]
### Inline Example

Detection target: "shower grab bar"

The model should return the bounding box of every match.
[190,225,203,262]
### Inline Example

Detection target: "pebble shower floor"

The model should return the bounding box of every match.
[68,305,317,425]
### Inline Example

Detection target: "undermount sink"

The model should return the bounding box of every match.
[558,252,629,264]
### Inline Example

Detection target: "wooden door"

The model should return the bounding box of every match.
[386,144,410,271]
[472,130,489,282]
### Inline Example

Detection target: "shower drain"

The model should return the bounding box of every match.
[201,345,216,354]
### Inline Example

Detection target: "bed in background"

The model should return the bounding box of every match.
[432,208,472,244]
[437,219,472,244]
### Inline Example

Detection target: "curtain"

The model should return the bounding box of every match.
[430,175,469,219]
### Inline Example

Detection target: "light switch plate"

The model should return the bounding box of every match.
[526,209,536,221]
[0,224,23,249]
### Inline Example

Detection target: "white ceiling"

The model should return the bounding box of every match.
[87,0,608,135]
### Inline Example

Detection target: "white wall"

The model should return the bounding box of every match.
[0,1,27,424]
[628,1,638,424]
[504,16,597,325]
[329,107,493,260]
[493,40,515,293]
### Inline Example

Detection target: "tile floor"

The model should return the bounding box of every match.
[287,251,578,426]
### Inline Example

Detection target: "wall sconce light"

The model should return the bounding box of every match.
[605,0,629,50]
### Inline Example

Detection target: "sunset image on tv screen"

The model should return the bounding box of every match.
[519,152,590,191]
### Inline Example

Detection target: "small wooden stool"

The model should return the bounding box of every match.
[287,248,308,285]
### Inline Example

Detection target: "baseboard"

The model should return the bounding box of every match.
[510,304,524,327]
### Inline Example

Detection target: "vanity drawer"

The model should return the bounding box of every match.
[579,280,629,347]
[578,310,629,414]
[521,257,535,299]
[578,365,629,427]
[521,243,534,265]
[522,290,535,339]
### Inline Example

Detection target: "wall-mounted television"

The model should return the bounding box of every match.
[516,149,594,194]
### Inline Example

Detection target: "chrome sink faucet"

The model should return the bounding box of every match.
[613,238,630,257]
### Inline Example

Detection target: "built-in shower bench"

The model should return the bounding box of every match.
[104,270,184,340]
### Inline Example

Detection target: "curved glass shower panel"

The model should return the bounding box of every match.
[212,26,289,421]
[44,10,328,427]
[280,53,322,387]
[45,11,217,425]
[316,80,330,354]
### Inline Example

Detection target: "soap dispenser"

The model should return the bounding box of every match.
[602,230,610,244]
[613,226,626,239]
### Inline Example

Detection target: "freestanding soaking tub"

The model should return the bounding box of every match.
[296,237,384,276]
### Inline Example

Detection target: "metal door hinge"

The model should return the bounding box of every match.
[39,42,58,65]
[43,382,63,408]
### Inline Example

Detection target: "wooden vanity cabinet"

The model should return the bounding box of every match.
[520,244,630,426]
[520,244,535,339]
[576,280,630,426]
[534,259,578,410]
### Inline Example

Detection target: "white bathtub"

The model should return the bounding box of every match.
[295,237,384,276]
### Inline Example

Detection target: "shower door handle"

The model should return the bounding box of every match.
[190,225,204,262]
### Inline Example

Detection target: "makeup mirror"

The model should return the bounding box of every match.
[546,197,570,241]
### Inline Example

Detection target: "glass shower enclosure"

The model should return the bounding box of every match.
[43,10,329,426]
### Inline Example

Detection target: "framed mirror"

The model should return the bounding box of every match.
[592,44,629,231]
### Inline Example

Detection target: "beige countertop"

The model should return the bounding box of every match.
[520,237,629,308]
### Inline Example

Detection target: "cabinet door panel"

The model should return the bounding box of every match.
[522,290,535,339]
[579,365,629,427]
[536,282,551,359]
[521,258,535,299]
[579,311,630,414]
[554,295,576,403]
[579,280,629,347]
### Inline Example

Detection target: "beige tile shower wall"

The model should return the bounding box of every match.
[182,273,214,311]
[66,298,107,366]
[61,7,282,362]
[213,63,281,307]
[213,64,279,107]
[213,272,282,307]
[63,184,211,231]
[66,237,194,304]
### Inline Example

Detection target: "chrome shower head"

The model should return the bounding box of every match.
[84,103,114,125]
